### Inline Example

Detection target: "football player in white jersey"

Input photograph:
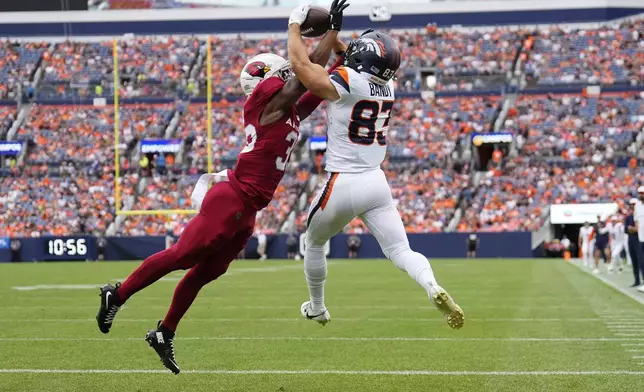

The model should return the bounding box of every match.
[608,215,626,273]
[287,12,464,329]
[578,222,594,268]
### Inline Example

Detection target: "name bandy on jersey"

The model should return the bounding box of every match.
[368,83,392,97]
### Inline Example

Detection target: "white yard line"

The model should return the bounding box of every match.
[0,304,613,311]
[606,326,644,329]
[0,369,643,376]
[11,284,102,291]
[11,264,334,291]
[0,317,621,323]
[607,325,644,328]
[0,336,642,342]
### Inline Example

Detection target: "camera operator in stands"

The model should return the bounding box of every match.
[286,231,299,260]
[466,234,479,258]
[347,234,361,259]
[10,238,21,263]
[96,234,107,261]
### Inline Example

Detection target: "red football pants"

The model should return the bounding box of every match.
[117,182,256,330]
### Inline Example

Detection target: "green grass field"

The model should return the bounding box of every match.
[1,258,644,391]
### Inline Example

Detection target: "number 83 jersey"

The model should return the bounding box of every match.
[325,66,394,173]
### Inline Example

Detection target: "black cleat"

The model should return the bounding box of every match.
[145,321,180,374]
[96,283,122,334]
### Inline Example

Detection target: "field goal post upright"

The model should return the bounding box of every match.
[114,34,215,216]
[207,34,214,174]
[113,38,122,216]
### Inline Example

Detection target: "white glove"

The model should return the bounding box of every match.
[288,4,310,26]
[190,170,229,211]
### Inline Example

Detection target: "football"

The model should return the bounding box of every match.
[300,6,331,38]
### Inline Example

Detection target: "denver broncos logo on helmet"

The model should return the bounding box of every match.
[356,38,387,58]
[246,61,271,78]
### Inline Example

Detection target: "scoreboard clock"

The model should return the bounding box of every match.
[43,237,96,261]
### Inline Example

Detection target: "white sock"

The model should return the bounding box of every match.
[304,242,327,312]
[388,244,437,293]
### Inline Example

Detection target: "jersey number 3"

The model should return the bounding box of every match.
[348,100,394,146]
[242,125,297,171]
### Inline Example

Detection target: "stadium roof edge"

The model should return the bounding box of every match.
[0,0,641,37]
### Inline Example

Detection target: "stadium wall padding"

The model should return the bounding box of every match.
[1,232,532,262]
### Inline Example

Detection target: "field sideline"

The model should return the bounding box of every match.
[1,258,644,391]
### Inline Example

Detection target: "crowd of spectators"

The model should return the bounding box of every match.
[459,161,644,232]
[176,103,246,173]
[118,173,195,236]
[389,166,470,233]
[16,104,176,164]
[0,167,121,237]
[0,21,639,101]
[389,96,499,165]
[505,93,644,163]
[0,106,17,138]
[0,41,47,100]
[398,27,521,75]
[40,37,200,98]
[525,19,643,86]
[2,21,644,237]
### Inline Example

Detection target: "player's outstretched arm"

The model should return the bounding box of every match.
[260,32,339,126]
[288,0,348,101]
[296,37,346,120]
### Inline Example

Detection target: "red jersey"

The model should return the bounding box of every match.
[228,77,300,211]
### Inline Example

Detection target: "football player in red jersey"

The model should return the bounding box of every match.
[95,0,350,374]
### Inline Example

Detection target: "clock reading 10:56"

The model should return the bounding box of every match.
[47,238,88,256]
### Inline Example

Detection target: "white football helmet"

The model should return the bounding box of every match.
[239,53,290,96]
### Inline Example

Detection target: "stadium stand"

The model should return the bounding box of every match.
[1,19,643,238]
[525,19,644,87]
[0,41,47,100]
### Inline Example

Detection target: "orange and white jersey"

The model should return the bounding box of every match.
[579,225,594,244]
[326,66,395,173]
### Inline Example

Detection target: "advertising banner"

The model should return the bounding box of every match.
[309,135,327,151]
[471,133,513,147]
[140,139,182,154]
[0,141,23,156]
[550,203,619,224]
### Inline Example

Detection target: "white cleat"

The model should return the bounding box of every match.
[637,285,644,293]
[301,301,331,325]
[593,268,599,275]
[429,286,464,330]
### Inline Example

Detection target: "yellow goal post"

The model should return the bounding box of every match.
[114,36,214,216]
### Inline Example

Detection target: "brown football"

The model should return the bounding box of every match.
[300,6,331,38]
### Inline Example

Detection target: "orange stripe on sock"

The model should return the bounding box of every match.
[320,173,338,210]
